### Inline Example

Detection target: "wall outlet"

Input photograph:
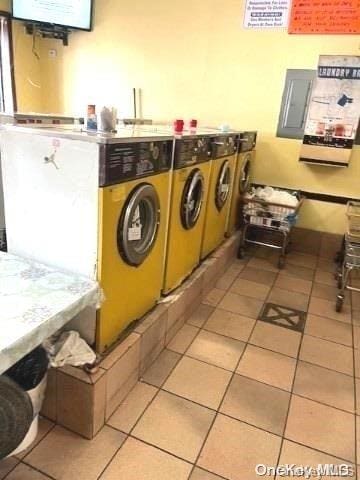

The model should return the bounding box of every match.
[48,49,57,58]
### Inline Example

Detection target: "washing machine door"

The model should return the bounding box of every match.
[215,160,231,211]
[181,168,205,230]
[117,183,160,266]
[239,153,252,194]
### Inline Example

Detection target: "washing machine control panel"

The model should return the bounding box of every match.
[99,141,173,186]
[239,131,257,152]
[211,135,239,159]
[174,137,212,169]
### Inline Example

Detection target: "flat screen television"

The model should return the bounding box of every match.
[12,0,93,31]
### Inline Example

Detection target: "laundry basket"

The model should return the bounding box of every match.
[238,188,303,268]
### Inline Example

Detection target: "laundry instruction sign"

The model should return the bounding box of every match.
[300,55,360,167]
[289,0,360,34]
[244,0,291,28]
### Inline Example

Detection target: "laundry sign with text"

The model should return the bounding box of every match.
[300,55,360,167]
[244,0,291,29]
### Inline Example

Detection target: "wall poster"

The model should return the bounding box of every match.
[300,55,360,167]
[289,0,360,34]
[244,0,291,28]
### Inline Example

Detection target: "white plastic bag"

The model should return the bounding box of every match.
[43,331,96,368]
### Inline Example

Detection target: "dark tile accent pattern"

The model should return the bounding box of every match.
[259,302,307,333]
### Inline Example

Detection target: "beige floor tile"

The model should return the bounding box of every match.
[293,361,355,413]
[268,287,309,312]
[312,282,350,304]
[142,349,181,387]
[0,458,19,480]
[163,356,232,409]
[356,379,360,414]
[291,228,321,256]
[354,310,360,326]
[5,464,50,480]
[247,257,280,273]
[279,263,314,281]
[315,269,337,286]
[25,425,126,480]
[229,278,270,300]
[186,330,246,371]
[305,314,353,346]
[198,414,282,480]
[101,437,192,480]
[300,335,353,376]
[238,266,277,286]
[190,467,224,480]
[249,321,301,358]
[285,395,355,462]
[356,350,360,379]
[352,291,360,310]
[251,245,277,259]
[218,292,263,319]
[230,257,249,269]
[203,308,255,342]
[274,274,312,295]
[278,440,354,480]
[107,382,158,433]
[357,416,360,464]
[216,270,238,290]
[16,417,54,460]
[133,390,215,462]
[354,326,360,349]
[203,288,227,307]
[237,344,296,391]
[287,252,317,270]
[350,270,360,288]
[320,233,342,258]
[167,324,200,354]
[308,296,352,324]
[187,304,215,328]
[220,374,290,435]
[317,258,337,273]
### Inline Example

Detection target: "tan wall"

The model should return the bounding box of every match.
[7,0,360,233]
[0,0,50,112]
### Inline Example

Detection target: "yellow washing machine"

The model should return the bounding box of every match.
[226,131,257,236]
[163,135,212,295]
[97,136,173,352]
[201,134,237,259]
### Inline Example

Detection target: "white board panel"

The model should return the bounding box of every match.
[1,131,99,278]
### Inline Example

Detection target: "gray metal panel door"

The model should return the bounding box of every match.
[277,69,316,139]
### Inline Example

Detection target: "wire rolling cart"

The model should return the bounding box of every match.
[335,201,360,312]
[237,189,303,269]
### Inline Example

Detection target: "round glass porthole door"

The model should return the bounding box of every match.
[215,160,231,211]
[239,154,252,194]
[181,168,205,230]
[117,183,160,266]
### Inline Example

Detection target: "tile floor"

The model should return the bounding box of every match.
[2,244,360,480]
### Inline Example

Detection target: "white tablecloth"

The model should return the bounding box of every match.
[0,252,101,374]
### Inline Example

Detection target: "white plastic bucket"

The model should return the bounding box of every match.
[6,374,47,457]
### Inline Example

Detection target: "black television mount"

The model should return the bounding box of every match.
[25,23,70,46]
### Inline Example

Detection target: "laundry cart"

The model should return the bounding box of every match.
[335,201,360,312]
[238,187,303,268]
